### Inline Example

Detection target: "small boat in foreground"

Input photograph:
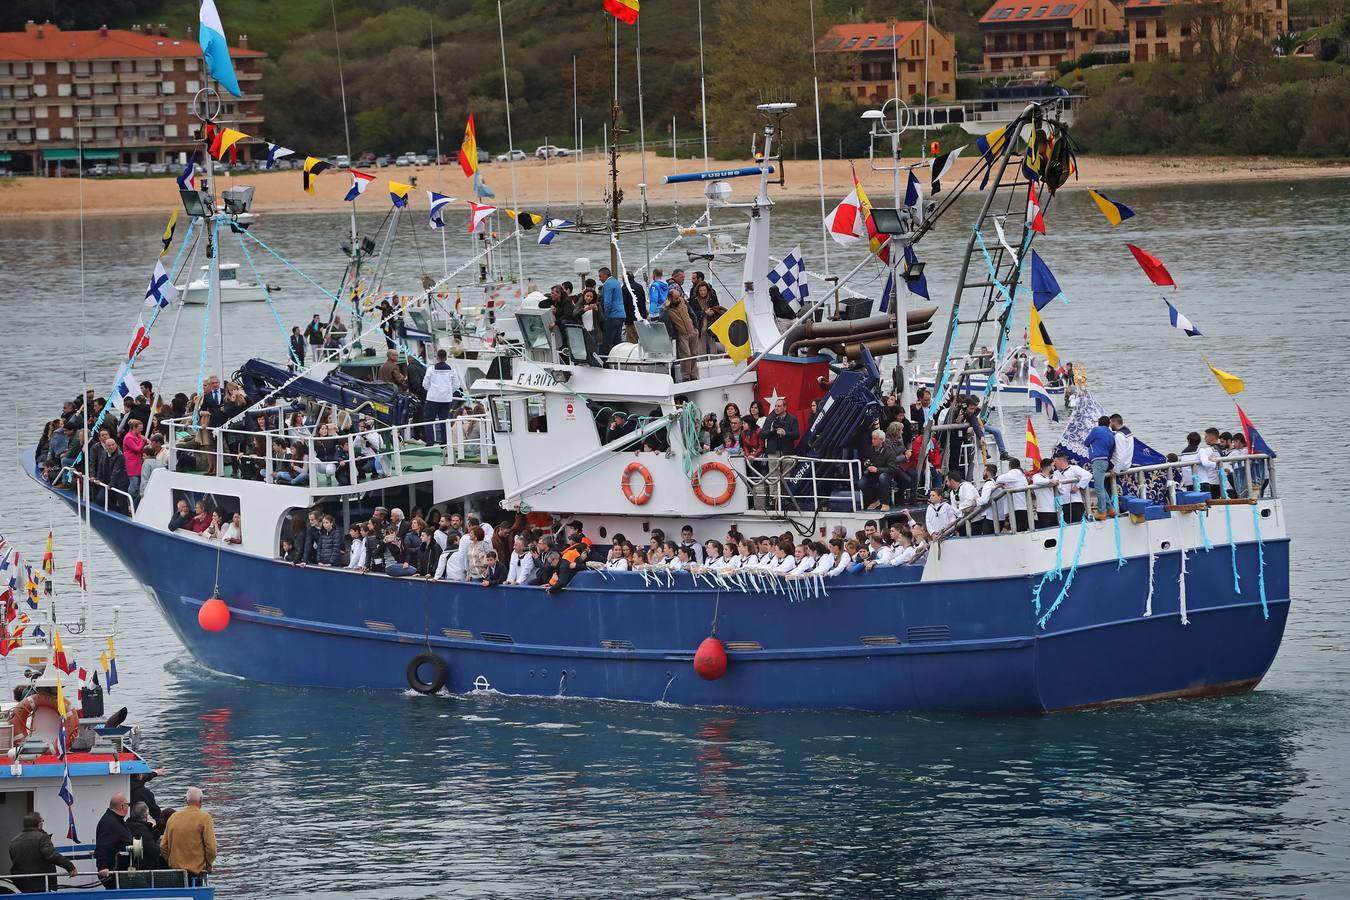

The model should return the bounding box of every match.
[177,263,274,305]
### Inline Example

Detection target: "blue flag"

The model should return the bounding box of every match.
[199,0,242,98]
[879,270,894,313]
[903,244,929,301]
[1030,250,1063,311]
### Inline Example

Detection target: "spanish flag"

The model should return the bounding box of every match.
[52,626,74,674]
[854,174,890,264]
[1025,416,1041,466]
[709,298,752,365]
[1028,304,1059,368]
[42,531,54,576]
[55,669,66,717]
[1204,358,1244,396]
[1087,189,1135,227]
[457,113,478,178]
[302,157,331,195]
[605,0,639,25]
[389,181,412,208]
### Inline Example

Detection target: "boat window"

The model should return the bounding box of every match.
[563,324,591,363]
[491,398,513,433]
[220,267,237,282]
[526,396,548,433]
[170,489,239,530]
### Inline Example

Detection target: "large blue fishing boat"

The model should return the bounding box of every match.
[26,100,1289,713]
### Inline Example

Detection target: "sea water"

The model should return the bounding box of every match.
[0,179,1347,897]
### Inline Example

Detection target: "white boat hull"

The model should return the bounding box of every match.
[178,282,266,304]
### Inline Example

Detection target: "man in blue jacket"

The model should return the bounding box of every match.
[1085,415,1117,519]
[599,266,625,356]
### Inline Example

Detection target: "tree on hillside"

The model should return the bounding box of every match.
[1167,0,1274,90]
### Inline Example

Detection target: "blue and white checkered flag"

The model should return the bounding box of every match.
[766,246,810,310]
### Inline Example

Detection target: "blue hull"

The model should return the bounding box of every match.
[56,488,1290,713]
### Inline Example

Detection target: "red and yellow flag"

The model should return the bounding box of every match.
[42,531,54,576]
[604,0,639,25]
[852,170,891,265]
[457,113,478,179]
[1025,416,1041,466]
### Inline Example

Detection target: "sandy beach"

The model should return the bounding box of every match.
[2,152,1348,220]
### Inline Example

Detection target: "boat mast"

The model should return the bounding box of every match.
[608,17,624,275]
[497,0,526,286]
[430,15,448,276]
[808,0,830,279]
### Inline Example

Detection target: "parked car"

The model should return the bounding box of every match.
[129,162,150,175]
[357,151,376,166]
[376,155,392,167]
[413,154,430,166]
[394,154,413,167]
[334,154,350,168]
[149,162,168,174]
[476,148,491,164]
[534,145,569,159]
[496,149,526,162]
[424,149,439,164]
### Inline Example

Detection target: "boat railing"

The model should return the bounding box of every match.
[25,869,206,891]
[930,453,1277,546]
[606,350,741,381]
[160,413,495,486]
[738,455,865,514]
[54,465,138,514]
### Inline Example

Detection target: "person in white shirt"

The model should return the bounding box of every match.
[604,545,630,572]
[470,515,495,547]
[995,459,1031,532]
[886,533,917,566]
[945,470,981,537]
[824,540,851,576]
[221,512,243,546]
[910,524,931,562]
[346,524,367,571]
[811,543,836,575]
[1109,414,1135,486]
[772,543,796,573]
[507,535,538,583]
[925,488,958,536]
[421,348,464,445]
[718,543,741,569]
[789,544,816,575]
[679,526,704,563]
[1196,428,1223,498]
[1051,452,1092,523]
[434,534,467,580]
[1029,459,1059,529]
[974,464,1000,535]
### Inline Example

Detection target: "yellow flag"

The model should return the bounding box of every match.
[55,670,66,717]
[160,208,178,257]
[1028,305,1059,369]
[1204,358,1244,395]
[709,298,753,365]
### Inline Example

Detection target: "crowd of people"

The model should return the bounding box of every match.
[275,509,932,588]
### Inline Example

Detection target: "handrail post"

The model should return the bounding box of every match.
[307,435,317,487]
[479,418,490,463]
[390,423,403,475]
[167,427,177,473]
[1267,457,1277,499]
[265,436,274,483]
[347,440,358,485]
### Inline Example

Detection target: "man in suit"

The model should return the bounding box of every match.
[95,793,134,883]
[96,436,131,514]
[9,812,77,892]
[760,396,800,510]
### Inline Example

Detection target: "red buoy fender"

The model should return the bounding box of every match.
[693,636,728,681]
[198,596,231,632]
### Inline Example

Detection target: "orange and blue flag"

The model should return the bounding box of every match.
[1236,405,1276,458]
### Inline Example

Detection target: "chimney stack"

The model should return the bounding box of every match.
[99,24,109,37]
[158,23,168,36]
[36,21,46,38]
[238,34,249,49]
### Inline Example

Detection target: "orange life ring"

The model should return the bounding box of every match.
[9,692,79,751]
[692,461,737,506]
[621,461,654,506]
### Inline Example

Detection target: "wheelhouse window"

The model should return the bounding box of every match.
[525,396,548,433]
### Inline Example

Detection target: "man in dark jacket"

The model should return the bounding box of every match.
[95,793,134,882]
[9,812,77,892]
[96,436,131,514]
[315,515,344,566]
[126,801,165,871]
[860,429,907,511]
[130,768,165,821]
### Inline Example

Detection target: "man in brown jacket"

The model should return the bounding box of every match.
[160,787,216,881]
[663,288,698,381]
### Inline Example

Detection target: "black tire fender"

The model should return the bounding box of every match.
[406,653,449,694]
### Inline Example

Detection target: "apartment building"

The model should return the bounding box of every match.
[1123,0,1288,62]
[0,21,265,174]
[979,0,1125,72]
[818,21,959,103]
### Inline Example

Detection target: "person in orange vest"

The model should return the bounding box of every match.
[547,533,591,593]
